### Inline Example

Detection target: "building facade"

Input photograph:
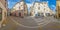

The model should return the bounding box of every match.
[30,2,54,17]
[0,0,7,28]
[11,1,28,17]
[56,0,60,18]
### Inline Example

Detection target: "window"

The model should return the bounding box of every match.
[5,3,6,7]
[38,7,40,10]
[44,8,45,10]
[5,0,6,1]
[38,3,40,5]
[4,12,6,17]
[21,5,23,6]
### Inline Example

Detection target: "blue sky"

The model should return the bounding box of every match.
[7,0,56,11]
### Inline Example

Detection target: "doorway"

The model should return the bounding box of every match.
[0,8,2,21]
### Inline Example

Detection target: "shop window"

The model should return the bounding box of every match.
[46,13,50,16]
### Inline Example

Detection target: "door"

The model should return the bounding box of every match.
[19,12,21,16]
[0,8,2,21]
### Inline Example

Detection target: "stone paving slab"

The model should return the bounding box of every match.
[0,16,60,30]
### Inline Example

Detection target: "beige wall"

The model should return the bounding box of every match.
[0,0,7,27]
[11,1,28,16]
[56,1,60,18]
[0,0,7,20]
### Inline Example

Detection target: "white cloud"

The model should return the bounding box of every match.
[52,5,56,10]
[35,0,40,1]
[50,5,56,12]
[52,5,56,8]
[8,2,9,5]
[8,2,17,9]
[26,3,33,13]
[26,3,33,8]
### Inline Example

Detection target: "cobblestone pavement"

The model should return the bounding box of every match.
[0,16,60,30]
